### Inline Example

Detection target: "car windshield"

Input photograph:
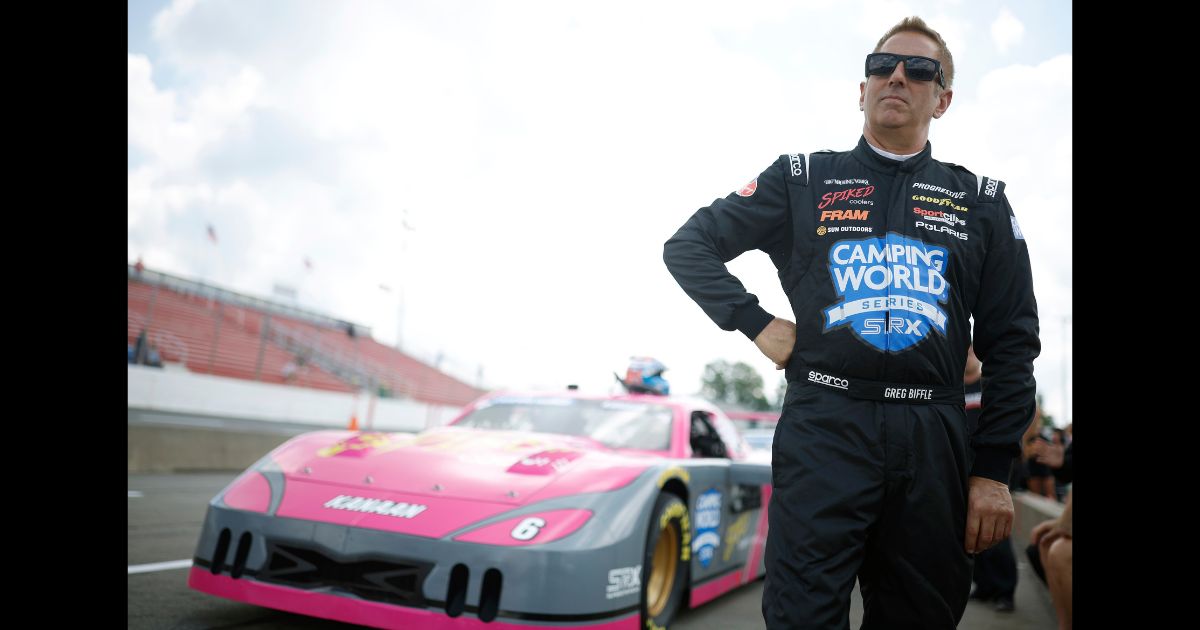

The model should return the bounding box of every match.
[454,397,674,451]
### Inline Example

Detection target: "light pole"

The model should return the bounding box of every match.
[394,209,416,352]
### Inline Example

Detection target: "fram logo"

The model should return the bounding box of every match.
[820,209,870,221]
[819,186,874,209]
[823,234,950,352]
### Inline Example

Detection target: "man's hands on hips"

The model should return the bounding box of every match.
[754,318,796,370]
[964,476,1014,554]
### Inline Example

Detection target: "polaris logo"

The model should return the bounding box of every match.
[323,495,428,519]
[808,370,849,389]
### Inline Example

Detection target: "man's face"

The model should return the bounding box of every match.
[859,31,953,134]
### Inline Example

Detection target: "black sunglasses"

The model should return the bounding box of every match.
[865,53,946,88]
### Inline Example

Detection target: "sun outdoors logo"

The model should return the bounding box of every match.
[823,234,950,352]
[736,179,757,197]
[693,489,722,568]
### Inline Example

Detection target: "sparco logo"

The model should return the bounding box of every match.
[808,370,849,389]
[788,154,803,177]
[819,186,875,209]
[984,178,999,198]
[324,495,428,519]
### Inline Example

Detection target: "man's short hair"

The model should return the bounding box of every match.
[873,16,955,90]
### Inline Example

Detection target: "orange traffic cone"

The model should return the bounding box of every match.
[348,414,359,431]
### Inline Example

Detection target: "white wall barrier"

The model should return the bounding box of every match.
[128,364,466,432]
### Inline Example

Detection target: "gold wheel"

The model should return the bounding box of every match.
[646,520,679,617]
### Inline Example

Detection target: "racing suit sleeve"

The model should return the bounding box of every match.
[970,190,1041,483]
[662,157,792,341]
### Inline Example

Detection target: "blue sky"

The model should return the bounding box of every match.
[128,0,1072,424]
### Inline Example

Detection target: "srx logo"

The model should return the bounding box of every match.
[862,317,922,336]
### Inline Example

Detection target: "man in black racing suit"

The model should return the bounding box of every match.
[662,16,1040,630]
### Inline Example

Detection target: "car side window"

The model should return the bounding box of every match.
[690,411,728,459]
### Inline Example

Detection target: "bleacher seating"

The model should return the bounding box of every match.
[127,271,486,407]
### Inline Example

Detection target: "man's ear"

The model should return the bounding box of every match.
[932,88,953,119]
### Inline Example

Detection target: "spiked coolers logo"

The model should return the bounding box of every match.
[823,234,950,352]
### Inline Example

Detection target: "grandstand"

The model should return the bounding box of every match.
[127,265,485,408]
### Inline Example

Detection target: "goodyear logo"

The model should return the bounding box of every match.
[657,466,691,488]
[823,234,950,352]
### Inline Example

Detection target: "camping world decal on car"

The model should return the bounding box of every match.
[823,234,950,352]
[693,489,722,568]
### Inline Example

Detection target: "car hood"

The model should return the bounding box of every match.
[268,427,655,507]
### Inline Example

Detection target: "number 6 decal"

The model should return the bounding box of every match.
[511,517,547,541]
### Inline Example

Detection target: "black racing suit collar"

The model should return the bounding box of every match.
[851,135,933,174]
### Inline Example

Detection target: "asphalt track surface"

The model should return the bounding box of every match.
[129,473,1058,629]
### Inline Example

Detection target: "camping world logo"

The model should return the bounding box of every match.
[823,234,950,352]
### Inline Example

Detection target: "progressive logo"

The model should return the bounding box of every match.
[823,234,950,352]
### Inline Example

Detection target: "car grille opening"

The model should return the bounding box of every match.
[231,532,253,578]
[211,528,232,575]
[258,542,433,607]
[478,568,503,622]
[445,563,469,617]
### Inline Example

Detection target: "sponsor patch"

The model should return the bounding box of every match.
[693,489,722,568]
[983,177,1000,199]
[605,565,641,599]
[914,220,968,241]
[736,179,757,197]
[911,182,967,199]
[507,449,584,475]
[912,194,968,213]
[788,153,804,177]
[824,178,870,186]
[817,226,827,236]
[722,513,752,562]
[819,186,874,209]
[820,209,870,221]
[807,370,848,389]
[912,207,965,226]
[323,495,427,519]
[1011,216,1024,239]
[318,432,413,458]
[823,225,873,234]
[823,234,950,352]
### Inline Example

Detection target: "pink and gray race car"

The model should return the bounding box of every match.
[189,390,773,629]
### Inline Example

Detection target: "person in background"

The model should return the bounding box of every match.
[1030,487,1072,629]
[1022,408,1057,500]
[146,341,163,368]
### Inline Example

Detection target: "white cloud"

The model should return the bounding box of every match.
[991,7,1025,54]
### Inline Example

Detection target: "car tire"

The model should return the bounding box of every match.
[641,492,690,629]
